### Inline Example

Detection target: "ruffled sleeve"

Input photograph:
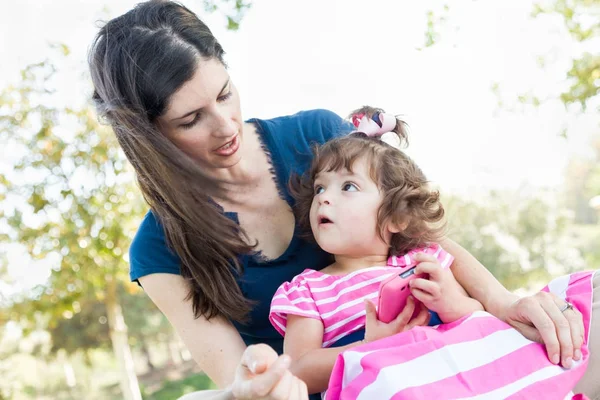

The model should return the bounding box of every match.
[269,274,321,336]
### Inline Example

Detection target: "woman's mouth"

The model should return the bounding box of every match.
[214,135,240,156]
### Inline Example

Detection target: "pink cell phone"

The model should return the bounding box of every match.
[377,266,423,323]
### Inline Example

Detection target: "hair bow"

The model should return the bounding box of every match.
[351,111,401,148]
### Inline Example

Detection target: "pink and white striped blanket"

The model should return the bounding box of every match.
[325,271,595,400]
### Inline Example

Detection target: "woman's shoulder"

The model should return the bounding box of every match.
[129,210,181,282]
[251,109,354,144]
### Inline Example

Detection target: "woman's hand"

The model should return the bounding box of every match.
[501,292,584,368]
[364,296,430,343]
[231,344,308,400]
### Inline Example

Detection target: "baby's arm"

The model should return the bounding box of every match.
[284,315,362,394]
[410,253,484,323]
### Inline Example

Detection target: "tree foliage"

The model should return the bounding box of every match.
[445,192,586,290]
[533,0,600,110]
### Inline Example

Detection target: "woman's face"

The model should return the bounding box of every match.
[157,58,244,170]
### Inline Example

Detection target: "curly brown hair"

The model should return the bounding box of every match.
[290,106,446,256]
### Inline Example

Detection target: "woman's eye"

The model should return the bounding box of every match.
[314,186,325,195]
[181,113,201,130]
[342,183,358,192]
[218,91,232,102]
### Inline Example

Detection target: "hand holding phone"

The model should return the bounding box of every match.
[377,265,424,323]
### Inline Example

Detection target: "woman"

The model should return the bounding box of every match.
[88,1,595,398]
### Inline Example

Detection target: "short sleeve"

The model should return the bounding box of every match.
[129,210,181,283]
[299,109,354,145]
[426,243,454,269]
[269,276,321,336]
[389,243,454,270]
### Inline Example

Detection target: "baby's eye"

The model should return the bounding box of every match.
[342,183,358,192]
[314,185,325,195]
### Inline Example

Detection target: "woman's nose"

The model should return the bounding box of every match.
[212,110,237,137]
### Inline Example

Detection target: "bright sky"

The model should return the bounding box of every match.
[1,0,598,293]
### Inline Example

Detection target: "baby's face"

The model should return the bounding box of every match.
[309,157,390,257]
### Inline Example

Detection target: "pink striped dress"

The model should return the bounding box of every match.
[269,244,453,348]
[326,270,596,400]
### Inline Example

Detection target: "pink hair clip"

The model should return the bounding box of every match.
[351,111,401,148]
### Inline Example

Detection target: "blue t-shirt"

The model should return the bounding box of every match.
[129,109,354,354]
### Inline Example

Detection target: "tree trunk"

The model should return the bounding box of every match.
[141,338,156,371]
[168,338,183,366]
[105,278,142,400]
[58,349,77,388]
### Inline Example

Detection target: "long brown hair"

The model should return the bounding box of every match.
[291,106,446,256]
[89,0,253,323]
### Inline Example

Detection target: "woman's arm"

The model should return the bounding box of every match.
[142,274,311,399]
[140,273,246,388]
[440,237,584,368]
[437,238,516,316]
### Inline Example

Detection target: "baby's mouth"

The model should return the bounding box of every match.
[319,216,333,224]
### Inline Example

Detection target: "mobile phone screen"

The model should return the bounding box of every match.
[400,267,416,279]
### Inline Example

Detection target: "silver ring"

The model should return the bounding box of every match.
[559,301,574,313]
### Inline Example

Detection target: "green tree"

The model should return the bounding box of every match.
[0,59,148,400]
[533,0,600,111]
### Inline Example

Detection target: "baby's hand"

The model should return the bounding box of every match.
[364,296,430,343]
[410,253,482,323]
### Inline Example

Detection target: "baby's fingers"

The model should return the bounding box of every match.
[407,305,431,329]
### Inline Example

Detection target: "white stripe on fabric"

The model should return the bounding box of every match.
[433,246,442,258]
[291,297,316,305]
[315,274,393,305]
[340,349,377,389]
[302,273,332,282]
[321,291,378,319]
[324,309,366,334]
[440,253,453,269]
[271,317,286,333]
[280,285,309,296]
[547,274,571,300]
[310,267,392,293]
[270,306,320,317]
[458,365,566,400]
[356,326,535,400]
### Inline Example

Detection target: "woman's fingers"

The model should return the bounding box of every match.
[293,376,309,400]
[539,295,574,368]
[232,352,291,399]
[242,343,279,374]
[265,369,294,400]
[554,297,585,362]
[561,304,584,361]
[511,295,561,365]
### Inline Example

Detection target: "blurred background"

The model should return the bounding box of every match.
[0,0,599,399]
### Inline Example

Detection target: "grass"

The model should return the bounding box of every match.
[143,374,216,400]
